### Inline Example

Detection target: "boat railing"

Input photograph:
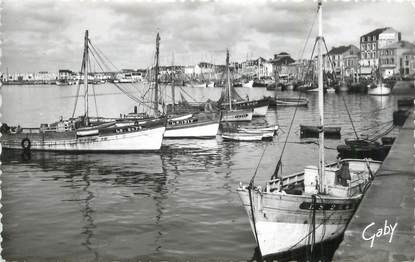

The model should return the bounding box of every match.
[281,171,304,186]
[267,171,305,190]
[20,127,41,134]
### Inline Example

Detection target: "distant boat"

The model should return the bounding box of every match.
[266,96,309,107]
[164,112,220,138]
[55,79,70,86]
[242,80,254,88]
[221,109,253,122]
[337,137,394,161]
[220,50,259,122]
[221,99,269,117]
[338,83,349,92]
[326,87,335,93]
[300,124,341,138]
[222,125,277,141]
[368,82,391,96]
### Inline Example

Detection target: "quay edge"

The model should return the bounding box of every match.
[333,109,415,261]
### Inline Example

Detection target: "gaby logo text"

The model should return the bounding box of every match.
[361,220,398,248]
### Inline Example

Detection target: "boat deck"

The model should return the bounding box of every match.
[333,111,414,261]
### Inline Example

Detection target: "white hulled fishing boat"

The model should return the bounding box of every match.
[220,49,254,122]
[154,38,220,138]
[368,82,391,95]
[237,2,382,257]
[218,53,269,117]
[1,30,166,152]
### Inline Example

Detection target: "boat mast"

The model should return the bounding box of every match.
[171,51,175,112]
[83,30,89,126]
[154,32,160,116]
[317,0,326,194]
[226,49,232,110]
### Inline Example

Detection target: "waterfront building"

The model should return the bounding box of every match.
[402,50,415,77]
[359,27,401,76]
[241,57,273,78]
[271,52,296,79]
[323,45,360,78]
[379,40,415,78]
[58,69,73,80]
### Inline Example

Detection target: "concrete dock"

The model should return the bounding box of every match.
[333,110,414,261]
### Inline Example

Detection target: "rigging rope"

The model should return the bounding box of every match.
[271,35,318,181]
[87,43,155,112]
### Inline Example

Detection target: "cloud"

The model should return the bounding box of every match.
[1,0,414,73]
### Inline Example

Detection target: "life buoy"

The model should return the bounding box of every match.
[21,138,31,151]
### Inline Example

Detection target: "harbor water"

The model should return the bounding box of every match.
[1,84,400,261]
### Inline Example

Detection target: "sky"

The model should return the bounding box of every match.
[1,0,415,73]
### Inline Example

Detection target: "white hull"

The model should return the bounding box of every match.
[242,80,254,88]
[326,88,335,93]
[118,78,135,83]
[368,83,391,96]
[221,110,253,122]
[222,132,263,141]
[238,190,359,257]
[164,122,219,138]
[253,105,268,116]
[256,221,345,256]
[3,127,166,152]
[238,159,382,256]
[191,83,208,88]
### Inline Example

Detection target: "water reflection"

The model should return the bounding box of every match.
[1,89,401,261]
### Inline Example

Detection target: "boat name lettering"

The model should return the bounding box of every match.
[299,201,354,210]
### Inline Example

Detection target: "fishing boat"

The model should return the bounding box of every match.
[336,137,394,161]
[220,49,254,122]
[326,87,335,93]
[222,125,277,141]
[237,2,382,257]
[300,124,341,138]
[368,59,391,96]
[165,112,220,138]
[238,125,279,135]
[368,82,391,96]
[242,80,254,88]
[221,98,269,117]
[218,54,269,117]
[221,109,253,122]
[1,30,166,152]
[145,33,220,139]
[266,96,309,107]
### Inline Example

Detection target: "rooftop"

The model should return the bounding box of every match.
[361,27,389,38]
[384,40,415,50]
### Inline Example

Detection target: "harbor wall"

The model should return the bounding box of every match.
[333,109,414,261]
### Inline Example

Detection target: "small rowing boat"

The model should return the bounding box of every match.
[300,124,341,138]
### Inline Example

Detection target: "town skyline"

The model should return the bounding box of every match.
[1,0,415,73]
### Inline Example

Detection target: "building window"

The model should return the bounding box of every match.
[373,36,376,41]
[391,58,394,64]
[405,60,409,66]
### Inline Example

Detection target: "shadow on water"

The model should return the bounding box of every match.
[249,235,343,262]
